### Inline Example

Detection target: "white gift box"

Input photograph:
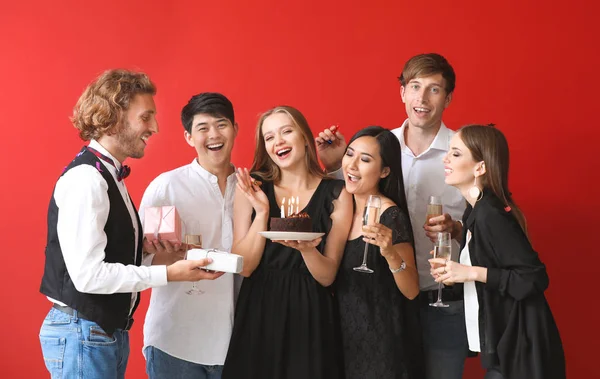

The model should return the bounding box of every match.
[186,248,243,274]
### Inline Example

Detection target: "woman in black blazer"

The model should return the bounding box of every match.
[429,125,565,379]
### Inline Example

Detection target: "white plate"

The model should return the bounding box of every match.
[258,231,325,241]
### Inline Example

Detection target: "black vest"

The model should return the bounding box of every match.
[40,147,143,334]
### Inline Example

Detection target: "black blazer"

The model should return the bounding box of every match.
[458,190,565,379]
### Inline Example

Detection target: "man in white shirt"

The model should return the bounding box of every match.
[317,53,468,379]
[39,70,223,379]
[140,92,239,379]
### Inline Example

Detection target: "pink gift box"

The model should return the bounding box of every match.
[143,206,182,244]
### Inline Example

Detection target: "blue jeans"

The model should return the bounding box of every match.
[420,298,469,379]
[145,346,223,379]
[39,307,130,379]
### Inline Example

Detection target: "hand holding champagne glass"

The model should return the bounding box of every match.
[430,232,452,307]
[354,195,381,274]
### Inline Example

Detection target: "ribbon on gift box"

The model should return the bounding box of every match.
[152,206,176,240]
[153,206,162,240]
[144,206,182,244]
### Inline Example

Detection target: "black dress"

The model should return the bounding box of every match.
[335,206,425,379]
[222,179,345,379]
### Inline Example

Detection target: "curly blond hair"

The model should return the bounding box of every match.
[71,69,156,141]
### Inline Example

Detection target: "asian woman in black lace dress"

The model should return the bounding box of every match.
[334,126,424,379]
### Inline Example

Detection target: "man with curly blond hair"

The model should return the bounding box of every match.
[39,69,224,379]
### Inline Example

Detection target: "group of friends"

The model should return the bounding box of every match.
[38,53,566,379]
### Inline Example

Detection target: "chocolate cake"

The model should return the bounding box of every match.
[270,212,312,233]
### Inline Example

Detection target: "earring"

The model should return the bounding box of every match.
[469,177,483,201]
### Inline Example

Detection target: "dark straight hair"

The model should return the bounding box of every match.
[347,126,412,232]
[181,92,235,133]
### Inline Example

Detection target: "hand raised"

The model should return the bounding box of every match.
[315,125,346,172]
[236,167,269,214]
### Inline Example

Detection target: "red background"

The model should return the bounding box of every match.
[1,0,597,377]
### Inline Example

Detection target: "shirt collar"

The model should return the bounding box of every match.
[430,122,451,152]
[89,139,123,170]
[190,158,236,183]
[397,119,451,155]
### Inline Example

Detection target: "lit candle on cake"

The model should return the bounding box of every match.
[281,197,286,218]
[288,197,292,216]
[296,196,299,214]
[291,197,295,215]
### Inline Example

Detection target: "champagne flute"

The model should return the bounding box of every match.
[184,234,204,295]
[353,195,381,274]
[425,195,443,227]
[430,232,452,307]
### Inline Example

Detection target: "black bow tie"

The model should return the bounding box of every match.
[86,146,131,181]
[117,165,131,181]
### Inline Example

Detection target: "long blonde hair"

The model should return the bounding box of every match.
[250,106,324,184]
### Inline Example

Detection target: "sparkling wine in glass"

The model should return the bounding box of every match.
[354,195,381,274]
[425,195,443,227]
[184,234,204,295]
[430,232,452,307]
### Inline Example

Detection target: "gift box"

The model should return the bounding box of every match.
[143,206,182,244]
[186,249,243,274]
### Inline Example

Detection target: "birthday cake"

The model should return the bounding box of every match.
[270,212,312,233]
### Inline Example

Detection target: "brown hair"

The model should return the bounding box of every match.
[398,53,456,94]
[71,69,156,141]
[250,106,324,183]
[458,124,527,233]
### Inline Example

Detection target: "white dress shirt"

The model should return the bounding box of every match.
[140,159,237,365]
[49,140,168,312]
[391,120,465,291]
[460,230,480,352]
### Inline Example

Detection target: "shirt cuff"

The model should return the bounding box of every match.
[485,267,501,290]
[149,265,168,287]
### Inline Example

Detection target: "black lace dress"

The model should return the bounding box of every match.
[335,206,424,379]
[222,179,345,379]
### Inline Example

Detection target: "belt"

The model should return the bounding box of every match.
[420,288,462,303]
[52,304,134,331]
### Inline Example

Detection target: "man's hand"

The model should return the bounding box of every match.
[166,258,225,282]
[424,214,462,243]
[315,125,346,172]
[143,238,186,264]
